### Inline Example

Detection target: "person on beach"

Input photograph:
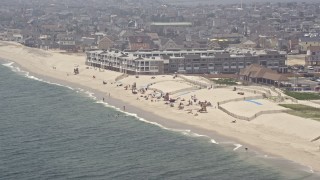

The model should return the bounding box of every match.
[123,106,125,111]
[103,97,105,102]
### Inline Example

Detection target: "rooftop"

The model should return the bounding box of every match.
[150,22,193,26]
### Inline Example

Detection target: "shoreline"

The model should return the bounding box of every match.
[2,59,316,176]
[1,41,320,176]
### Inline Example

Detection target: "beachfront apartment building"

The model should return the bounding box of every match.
[86,49,287,75]
[86,50,165,75]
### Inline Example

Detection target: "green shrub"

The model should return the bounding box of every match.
[279,104,320,121]
[284,91,320,100]
[211,78,238,85]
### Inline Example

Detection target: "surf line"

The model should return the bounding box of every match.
[2,61,74,90]
[233,144,242,151]
[96,98,221,145]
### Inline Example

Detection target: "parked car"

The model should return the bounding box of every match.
[310,77,317,81]
[307,66,314,70]
[303,73,314,77]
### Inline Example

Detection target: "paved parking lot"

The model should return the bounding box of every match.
[288,77,320,89]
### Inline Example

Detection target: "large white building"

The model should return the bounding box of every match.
[86,48,287,75]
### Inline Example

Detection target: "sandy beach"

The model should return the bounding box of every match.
[1,41,320,173]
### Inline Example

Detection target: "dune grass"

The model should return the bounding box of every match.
[279,104,320,121]
[284,91,320,100]
[211,78,238,85]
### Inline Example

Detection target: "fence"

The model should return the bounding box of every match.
[217,94,287,121]
[218,95,264,105]
[246,86,272,96]
[218,106,251,121]
[177,75,209,88]
[218,105,287,121]
[275,88,298,103]
[115,73,128,81]
[169,87,199,95]
[270,86,282,97]
[214,86,269,97]
[148,87,164,95]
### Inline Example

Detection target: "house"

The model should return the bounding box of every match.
[239,64,289,86]
[146,33,160,45]
[127,35,153,51]
[289,39,299,51]
[159,38,182,50]
[118,30,134,41]
[56,34,76,51]
[241,40,256,48]
[23,37,38,47]
[299,37,320,53]
[305,46,320,66]
[146,33,159,41]
[98,36,114,50]
[207,41,221,50]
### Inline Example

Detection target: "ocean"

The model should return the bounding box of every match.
[0,61,318,180]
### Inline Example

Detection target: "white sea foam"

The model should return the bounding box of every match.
[2,62,21,73]
[2,62,15,68]
[84,91,97,100]
[233,144,242,151]
[210,139,219,144]
[307,166,314,173]
[2,61,74,90]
